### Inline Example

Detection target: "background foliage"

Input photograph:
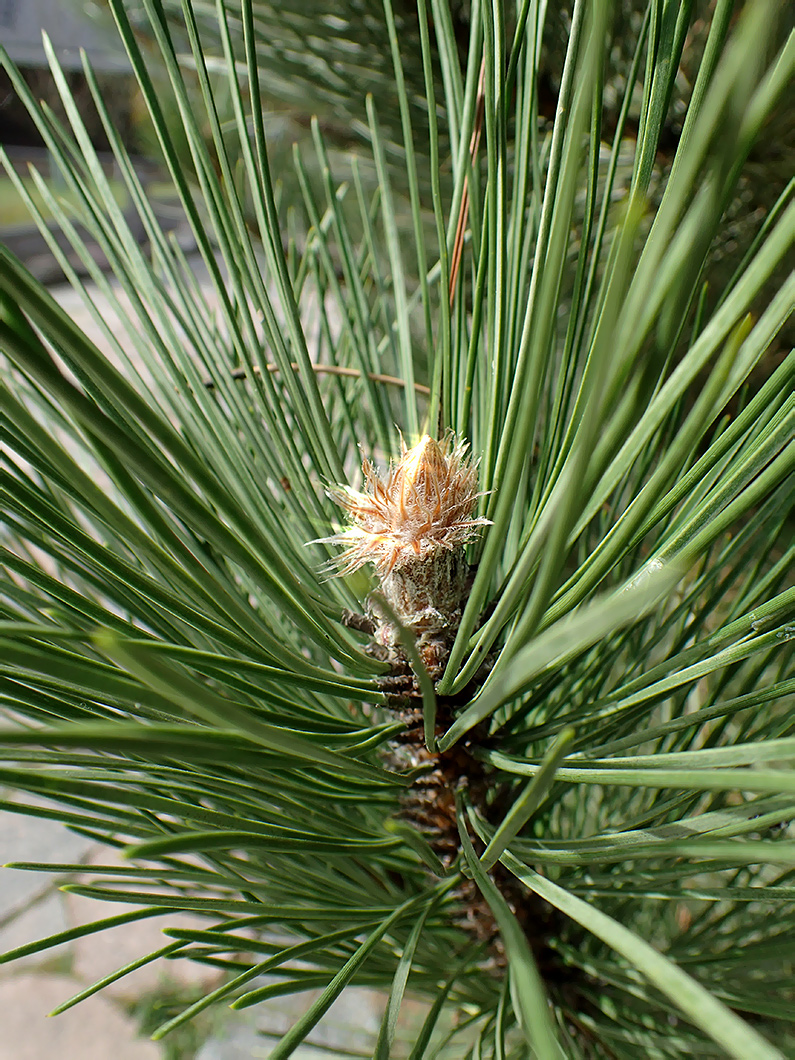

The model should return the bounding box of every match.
[0,0,794,1056]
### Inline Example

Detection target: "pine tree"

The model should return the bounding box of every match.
[1,1,793,1056]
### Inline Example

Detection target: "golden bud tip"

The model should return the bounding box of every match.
[320,433,488,577]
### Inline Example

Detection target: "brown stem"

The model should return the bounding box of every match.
[448,57,486,309]
[203,361,431,395]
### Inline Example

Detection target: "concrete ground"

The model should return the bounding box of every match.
[0,802,388,1057]
[0,795,390,1059]
[0,807,167,1059]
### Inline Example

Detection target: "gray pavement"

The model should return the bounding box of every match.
[1,799,388,1058]
[0,804,163,1058]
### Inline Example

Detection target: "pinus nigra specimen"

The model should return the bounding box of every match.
[0,0,794,1057]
